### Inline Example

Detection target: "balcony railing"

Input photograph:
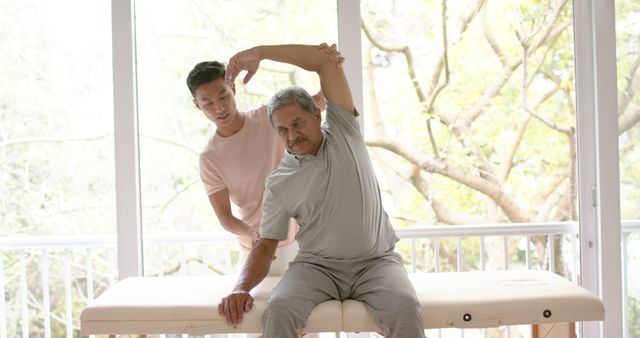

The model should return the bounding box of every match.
[1,220,638,338]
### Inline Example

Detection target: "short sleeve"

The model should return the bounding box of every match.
[325,100,361,137]
[259,188,291,241]
[199,153,225,195]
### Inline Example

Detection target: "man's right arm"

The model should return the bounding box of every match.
[209,189,258,243]
[218,238,277,327]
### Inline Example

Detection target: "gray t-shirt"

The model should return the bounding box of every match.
[259,101,399,260]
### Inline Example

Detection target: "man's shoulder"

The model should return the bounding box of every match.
[265,161,299,189]
[244,104,268,122]
[199,132,220,157]
[325,100,359,133]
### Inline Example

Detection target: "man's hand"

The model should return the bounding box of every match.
[249,229,260,248]
[317,43,345,68]
[218,290,254,328]
[226,47,261,85]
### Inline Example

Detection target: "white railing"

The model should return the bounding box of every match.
[1,221,638,338]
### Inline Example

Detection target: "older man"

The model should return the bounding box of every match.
[219,43,424,338]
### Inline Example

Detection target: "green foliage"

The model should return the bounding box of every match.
[630,296,640,338]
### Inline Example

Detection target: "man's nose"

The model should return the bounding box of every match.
[288,129,300,141]
[212,100,223,112]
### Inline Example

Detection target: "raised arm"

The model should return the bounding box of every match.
[226,43,355,115]
[312,89,327,112]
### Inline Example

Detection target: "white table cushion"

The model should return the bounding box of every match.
[342,270,604,331]
[81,275,342,334]
[81,270,604,335]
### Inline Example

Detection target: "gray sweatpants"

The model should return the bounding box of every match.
[261,250,424,338]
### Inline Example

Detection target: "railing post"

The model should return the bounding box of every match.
[549,234,555,273]
[411,239,417,273]
[64,249,72,338]
[456,238,463,272]
[480,237,486,271]
[42,250,51,338]
[0,251,6,338]
[622,232,628,338]
[434,239,441,272]
[503,236,509,270]
[19,252,28,338]
[526,235,531,270]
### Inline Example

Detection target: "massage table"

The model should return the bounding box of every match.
[80,270,604,337]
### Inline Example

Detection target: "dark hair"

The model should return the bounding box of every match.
[186,61,226,97]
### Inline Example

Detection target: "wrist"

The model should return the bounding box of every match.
[233,284,251,293]
[252,46,265,61]
[244,225,256,238]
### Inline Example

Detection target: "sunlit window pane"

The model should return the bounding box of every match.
[134,0,337,276]
[0,1,115,337]
[361,0,575,269]
[615,1,640,336]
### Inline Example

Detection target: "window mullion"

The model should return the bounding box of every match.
[112,0,143,279]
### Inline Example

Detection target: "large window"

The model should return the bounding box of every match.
[361,0,576,271]
[1,1,633,337]
[134,0,338,276]
[0,0,115,337]
[616,1,640,336]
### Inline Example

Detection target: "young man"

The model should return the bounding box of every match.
[218,44,424,338]
[186,60,329,275]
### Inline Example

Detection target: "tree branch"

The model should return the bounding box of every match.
[410,167,486,225]
[140,134,200,156]
[451,0,570,136]
[361,21,428,111]
[366,138,531,223]
[364,46,387,136]
[618,55,640,115]
[481,1,507,67]
[619,106,640,134]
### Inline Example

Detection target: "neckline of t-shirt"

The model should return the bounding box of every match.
[285,134,328,166]
[214,111,250,140]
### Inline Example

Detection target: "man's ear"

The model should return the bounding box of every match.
[315,107,321,120]
[230,82,236,95]
[193,98,201,110]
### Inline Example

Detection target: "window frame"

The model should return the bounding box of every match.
[110,1,623,337]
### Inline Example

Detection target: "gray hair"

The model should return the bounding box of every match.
[267,86,316,127]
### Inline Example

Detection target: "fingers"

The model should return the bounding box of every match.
[222,297,233,326]
[229,295,239,327]
[244,295,254,312]
[225,61,239,84]
[318,42,344,68]
[242,70,255,85]
[251,233,260,248]
[219,292,253,328]
[226,48,260,85]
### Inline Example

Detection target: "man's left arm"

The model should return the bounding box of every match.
[226,43,354,115]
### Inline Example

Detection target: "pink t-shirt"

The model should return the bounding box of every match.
[199,105,297,249]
